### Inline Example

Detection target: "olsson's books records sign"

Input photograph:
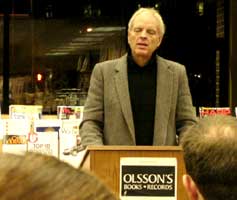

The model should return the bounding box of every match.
[120,157,177,200]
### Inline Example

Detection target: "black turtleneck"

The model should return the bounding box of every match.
[127,53,157,145]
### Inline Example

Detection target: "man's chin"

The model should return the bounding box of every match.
[135,49,149,57]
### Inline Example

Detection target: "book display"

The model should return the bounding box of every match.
[0,105,84,167]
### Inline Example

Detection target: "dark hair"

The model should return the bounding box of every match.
[180,115,237,200]
[0,152,117,200]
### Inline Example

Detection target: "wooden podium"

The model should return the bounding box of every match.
[80,145,188,200]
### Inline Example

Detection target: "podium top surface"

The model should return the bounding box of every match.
[86,145,183,151]
[80,146,184,167]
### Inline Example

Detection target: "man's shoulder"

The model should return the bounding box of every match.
[157,55,184,68]
[97,54,127,68]
[157,55,186,74]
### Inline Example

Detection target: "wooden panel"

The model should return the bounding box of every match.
[80,145,188,200]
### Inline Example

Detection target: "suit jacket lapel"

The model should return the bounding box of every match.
[154,56,173,145]
[114,55,135,142]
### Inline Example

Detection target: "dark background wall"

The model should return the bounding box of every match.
[1,0,234,113]
[229,0,237,109]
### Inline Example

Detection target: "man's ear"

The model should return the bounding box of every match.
[182,174,200,200]
[156,35,163,48]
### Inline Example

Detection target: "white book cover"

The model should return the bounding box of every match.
[57,106,84,120]
[27,119,61,158]
[59,119,83,167]
[9,105,43,120]
[1,119,29,155]
[0,120,3,140]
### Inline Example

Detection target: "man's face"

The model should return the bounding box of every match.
[128,12,162,60]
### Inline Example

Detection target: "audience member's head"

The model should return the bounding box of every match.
[0,152,117,200]
[180,115,237,200]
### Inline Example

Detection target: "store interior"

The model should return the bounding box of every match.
[0,0,236,114]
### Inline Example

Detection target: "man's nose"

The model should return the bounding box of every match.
[140,30,147,38]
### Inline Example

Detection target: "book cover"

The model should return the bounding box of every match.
[57,106,84,120]
[199,107,232,118]
[1,119,29,155]
[27,119,61,158]
[9,105,43,120]
[0,120,3,140]
[59,119,83,167]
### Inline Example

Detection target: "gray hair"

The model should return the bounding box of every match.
[128,7,166,38]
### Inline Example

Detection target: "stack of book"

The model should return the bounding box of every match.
[0,104,84,167]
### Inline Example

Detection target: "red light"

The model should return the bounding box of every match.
[36,73,43,81]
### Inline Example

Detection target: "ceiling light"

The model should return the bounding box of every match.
[86,27,93,32]
[45,52,70,56]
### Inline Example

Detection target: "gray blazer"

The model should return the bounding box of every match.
[80,54,197,146]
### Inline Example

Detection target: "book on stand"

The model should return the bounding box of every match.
[9,105,43,120]
[59,119,83,168]
[59,119,81,157]
[1,119,30,155]
[27,119,61,158]
[57,106,84,120]
[199,107,232,118]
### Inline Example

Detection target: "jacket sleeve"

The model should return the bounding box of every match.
[79,63,104,146]
[175,65,197,137]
